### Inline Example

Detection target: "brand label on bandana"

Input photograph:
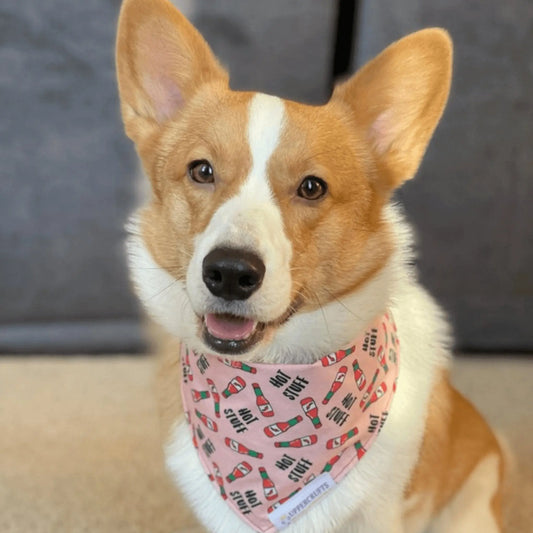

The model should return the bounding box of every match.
[180,312,399,532]
[268,472,335,529]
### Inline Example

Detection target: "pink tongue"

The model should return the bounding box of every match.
[205,314,256,341]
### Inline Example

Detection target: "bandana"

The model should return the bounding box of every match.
[180,312,399,532]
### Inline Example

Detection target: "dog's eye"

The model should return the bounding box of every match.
[297,176,328,201]
[188,160,214,184]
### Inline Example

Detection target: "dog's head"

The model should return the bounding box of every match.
[116,0,452,362]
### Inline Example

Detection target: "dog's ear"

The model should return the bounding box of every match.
[116,0,228,145]
[332,29,452,189]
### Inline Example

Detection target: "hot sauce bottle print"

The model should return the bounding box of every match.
[352,359,366,390]
[252,382,274,417]
[300,397,322,428]
[360,369,379,408]
[320,345,355,367]
[326,427,359,449]
[322,365,348,404]
[218,358,257,374]
[182,348,193,383]
[206,378,220,418]
[377,345,389,373]
[258,467,278,500]
[222,376,246,398]
[212,462,227,500]
[274,435,318,448]
[263,415,303,437]
[362,382,387,412]
[267,488,301,514]
[191,389,210,402]
[225,437,264,459]
[354,440,367,459]
[322,453,341,473]
[195,409,218,432]
[226,461,253,483]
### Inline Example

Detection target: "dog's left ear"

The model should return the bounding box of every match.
[116,0,228,146]
[332,29,452,189]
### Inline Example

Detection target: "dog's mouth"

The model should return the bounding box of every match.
[201,295,303,356]
[202,313,266,355]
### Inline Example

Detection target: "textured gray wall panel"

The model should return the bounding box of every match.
[0,0,140,327]
[356,0,533,349]
[190,1,336,103]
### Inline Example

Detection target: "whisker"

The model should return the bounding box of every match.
[143,279,179,303]
[321,287,365,322]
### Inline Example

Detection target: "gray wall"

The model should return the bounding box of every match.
[1,0,531,352]
[0,0,143,352]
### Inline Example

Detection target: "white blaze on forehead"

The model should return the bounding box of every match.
[245,92,285,198]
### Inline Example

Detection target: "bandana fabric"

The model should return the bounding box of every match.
[180,312,399,532]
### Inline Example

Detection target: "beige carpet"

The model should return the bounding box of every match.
[0,355,531,532]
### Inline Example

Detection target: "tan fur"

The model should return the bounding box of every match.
[271,100,394,310]
[404,372,504,531]
[116,1,503,530]
[150,322,184,442]
[333,28,453,189]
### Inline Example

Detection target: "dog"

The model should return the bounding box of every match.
[115,0,504,531]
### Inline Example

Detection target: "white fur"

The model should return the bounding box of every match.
[126,217,199,345]
[186,93,293,325]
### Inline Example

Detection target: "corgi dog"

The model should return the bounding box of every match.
[116,0,504,531]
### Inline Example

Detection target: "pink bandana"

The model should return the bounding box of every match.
[180,312,399,532]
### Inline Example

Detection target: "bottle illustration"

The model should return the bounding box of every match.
[222,376,246,398]
[321,345,355,367]
[263,415,303,437]
[195,409,218,432]
[300,397,322,428]
[252,382,274,417]
[206,378,220,418]
[377,345,389,373]
[258,467,278,500]
[322,366,348,404]
[218,358,257,374]
[362,382,387,412]
[226,461,253,483]
[326,426,359,449]
[191,389,210,402]
[182,348,193,383]
[225,437,264,458]
[191,426,199,449]
[322,453,341,473]
[267,488,300,514]
[352,360,366,390]
[354,440,367,459]
[274,434,318,448]
[212,462,227,500]
[359,369,379,409]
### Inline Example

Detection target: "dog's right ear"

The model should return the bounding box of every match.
[116,0,228,145]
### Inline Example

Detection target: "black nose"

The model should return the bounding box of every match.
[202,247,266,301]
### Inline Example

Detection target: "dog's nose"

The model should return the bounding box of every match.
[202,247,266,301]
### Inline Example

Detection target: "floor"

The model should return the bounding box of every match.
[0,355,531,532]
